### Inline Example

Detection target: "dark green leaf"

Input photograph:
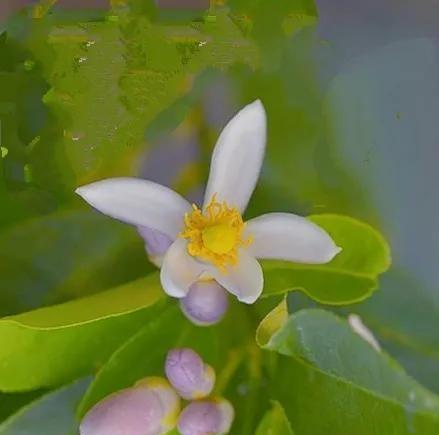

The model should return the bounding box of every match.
[0,379,88,435]
[0,391,46,423]
[0,209,152,317]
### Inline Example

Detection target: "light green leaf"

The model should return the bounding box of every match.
[0,378,88,435]
[0,209,152,317]
[0,274,165,392]
[255,401,294,435]
[261,214,391,304]
[258,307,439,434]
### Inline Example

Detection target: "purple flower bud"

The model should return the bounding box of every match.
[80,378,180,435]
[180,280,229,326]
[165,348,215,400]
[137,226,173,267]
[177,399,234,435]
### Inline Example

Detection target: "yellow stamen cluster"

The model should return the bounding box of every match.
[180,195,252,273]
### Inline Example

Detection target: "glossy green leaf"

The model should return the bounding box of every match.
[288,269,439,394]
[0,274,165,392]
[261,214,391,304]
[0,209,152,317]
[255,401,294,435]
[258,307,439,434]
[0,379,88,435]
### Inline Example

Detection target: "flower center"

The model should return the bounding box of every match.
[202,224,237,255]
[180,195,252,272]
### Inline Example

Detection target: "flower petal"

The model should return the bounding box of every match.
[76,177,191,239]
[203,100,267,212]
[160,239,205,298]
[246,213,341,263]
[212,250,263,304]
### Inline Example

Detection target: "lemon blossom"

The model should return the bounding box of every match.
[76,100,341,304]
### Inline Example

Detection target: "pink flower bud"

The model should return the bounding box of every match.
[80,378,180,435]
[180,280,228,326]
[178,399,234,435]
[165,348,215,400]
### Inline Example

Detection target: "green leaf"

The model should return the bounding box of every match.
[229,0,317,17]
[78,301,250,418]
[0,379,88,435]
[0,391,46,423]
[0,274,165,392]
[0,209,153,317]
[347,270,439,393]
[261,214,391,305]
[258,307,439,434]
[288,269,439,394]
[255,401,294,435]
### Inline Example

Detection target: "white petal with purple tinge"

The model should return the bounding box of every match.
[76,177,191,239]
[160,239,205,298]
[203,100,267,213]
[246,212,341,264]
[212,250,263,304]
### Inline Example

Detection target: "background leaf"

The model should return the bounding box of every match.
[255,400,295,435]
[0,379,89,435]
[0,209,152,317]
[31,8,259,191]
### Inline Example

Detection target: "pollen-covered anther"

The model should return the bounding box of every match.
[180,195,252,272]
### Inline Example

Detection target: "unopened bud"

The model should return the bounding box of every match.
[165,348,215,400]
[180,280,228,326]
[80,378,180,435]
[137,226,173,267]
[177,399,234,435]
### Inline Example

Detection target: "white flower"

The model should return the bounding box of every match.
[76,100,341,304]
